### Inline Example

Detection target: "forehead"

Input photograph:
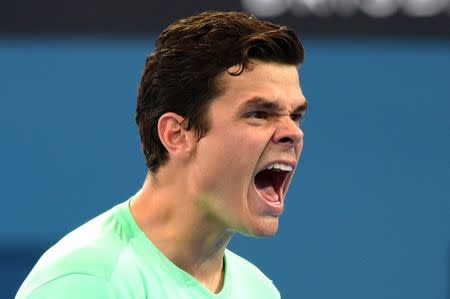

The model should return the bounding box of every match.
[213,61,305,111]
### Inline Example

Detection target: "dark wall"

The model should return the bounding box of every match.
[1,0,449,36]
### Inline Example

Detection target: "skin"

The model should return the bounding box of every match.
[130,60,307,293]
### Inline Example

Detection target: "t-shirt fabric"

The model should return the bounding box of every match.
[16,200,281,298]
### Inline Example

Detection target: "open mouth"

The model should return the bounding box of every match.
[254,163,293,204]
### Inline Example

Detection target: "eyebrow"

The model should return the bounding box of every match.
[240,96,308,114]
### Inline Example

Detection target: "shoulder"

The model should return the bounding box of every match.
[17,201,139,297]
[16,274,116,299]
[225,249,281,298]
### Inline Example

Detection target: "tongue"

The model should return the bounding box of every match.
[255,170,280,202]
[259,185,279,202]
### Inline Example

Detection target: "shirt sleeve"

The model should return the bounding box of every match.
[21,274,118,299]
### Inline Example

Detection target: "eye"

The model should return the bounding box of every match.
[290,113,305,126]
[246,111,270,119]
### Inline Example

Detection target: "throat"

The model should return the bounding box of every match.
[177,252,226,294]
[199,262,225,294]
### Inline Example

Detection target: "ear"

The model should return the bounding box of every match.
[157,112,196,161]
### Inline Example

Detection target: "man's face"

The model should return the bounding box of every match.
[189,60,307,237]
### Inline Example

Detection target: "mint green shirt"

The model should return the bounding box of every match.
[16,200,281,298]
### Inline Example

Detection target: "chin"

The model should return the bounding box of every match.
[239,217,280,238]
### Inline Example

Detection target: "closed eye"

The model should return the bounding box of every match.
[290,112,305,126]
[246,111,270,119]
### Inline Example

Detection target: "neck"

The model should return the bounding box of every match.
[130,171,233,293]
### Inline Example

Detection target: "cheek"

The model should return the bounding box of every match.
[295,139,304,158]
[198,122,272,175]
[220,130,266,166]
[198,132,260,186]
[205,127,255,158]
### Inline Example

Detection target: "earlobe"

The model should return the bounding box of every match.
[158,113,195,159]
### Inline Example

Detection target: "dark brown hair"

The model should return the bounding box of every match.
[136,11,304,172]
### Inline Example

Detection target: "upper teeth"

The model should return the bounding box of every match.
[267,163,293,171]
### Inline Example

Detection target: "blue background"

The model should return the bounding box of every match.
[1,37,449,298]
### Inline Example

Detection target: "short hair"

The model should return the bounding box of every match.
[136,11,304,172]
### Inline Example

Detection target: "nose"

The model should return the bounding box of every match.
[272,116,304,148]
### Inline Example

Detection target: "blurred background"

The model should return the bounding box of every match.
[1,1,449,298]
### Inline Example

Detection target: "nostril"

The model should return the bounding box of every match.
[279,137,294,144]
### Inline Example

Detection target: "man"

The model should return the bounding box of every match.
[16,11,307,298]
